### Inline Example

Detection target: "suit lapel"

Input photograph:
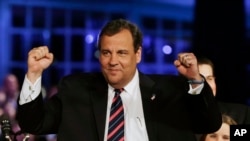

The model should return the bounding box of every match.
[91,74,108,141]
[139,73,158,141]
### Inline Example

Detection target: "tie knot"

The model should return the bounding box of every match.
[114,88,124,95]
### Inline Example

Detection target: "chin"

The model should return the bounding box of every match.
[108,77,120,83]
[107,76,122,84]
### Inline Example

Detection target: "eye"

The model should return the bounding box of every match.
[222,135,230,140]
[101,50,111,56]
[206,76,215,81]
[118,50,128,56]
[208,134,217,138]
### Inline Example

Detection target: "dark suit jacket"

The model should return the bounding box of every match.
[17,72,221,141]
[218,101,250,124]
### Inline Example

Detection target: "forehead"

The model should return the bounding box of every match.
[198,64,213,77]
[100,29,134,50]
[215,123,230,135]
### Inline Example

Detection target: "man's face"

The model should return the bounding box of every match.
[198,64,216,96]
[4,74,19,97]
[99,29,141,88]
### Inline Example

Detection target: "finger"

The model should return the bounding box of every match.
[43,46,49,54]
[29,47,47,60]
[45,53,54,60]
[174,60,181,67]
[42,46,53,60]
[37,46,50,56]
[180,54,192,67]
[31,49,43,60]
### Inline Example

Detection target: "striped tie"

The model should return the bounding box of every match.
[107,88,124,141]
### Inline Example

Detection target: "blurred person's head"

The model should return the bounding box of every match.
[200,114,237,141]
[198,57,216,96]
[3,74,20,99]
[3,101,17,121]
[47,85,58,99]
[0,90,7,106]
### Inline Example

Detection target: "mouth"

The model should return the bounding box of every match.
[107,69,120,75]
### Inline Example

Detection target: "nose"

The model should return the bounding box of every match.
[109,53,118,66]
[217,137,223,141]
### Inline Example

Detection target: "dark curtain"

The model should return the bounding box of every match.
[192,0,248,103]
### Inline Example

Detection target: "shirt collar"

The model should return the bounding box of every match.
[124,69,139,96]
[108,69,139,96]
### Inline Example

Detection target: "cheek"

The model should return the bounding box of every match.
[211,83,216,90]
[205,136,214,141]
[207,81,216,89]
[99,57,108,65]
[123,58,137,68]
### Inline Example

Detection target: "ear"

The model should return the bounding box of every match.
[136,47,142,63]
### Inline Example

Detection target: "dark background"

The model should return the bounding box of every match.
[0,0,249,105]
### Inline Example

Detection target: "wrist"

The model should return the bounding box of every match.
[187,75,205,84]
[27,72,42,84]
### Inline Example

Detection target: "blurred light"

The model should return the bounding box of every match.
[143,35,151,48]
[162,45,172,54]
[85,34,94,44]
[43,30,50,39]
[161,0,195,7]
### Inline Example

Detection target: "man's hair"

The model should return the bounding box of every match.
[97,19,142,52]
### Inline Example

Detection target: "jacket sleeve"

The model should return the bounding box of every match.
[16,93,61,134]
[185,81,222,134]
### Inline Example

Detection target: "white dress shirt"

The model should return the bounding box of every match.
[19,70,204,141]
[104,70,149,141]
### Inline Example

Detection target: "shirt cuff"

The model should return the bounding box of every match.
[188,83,204,95]
[19,75,42,105]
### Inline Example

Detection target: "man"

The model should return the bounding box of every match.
[2,74,20,108]
[17,19,221,141]
[198,57,250,124]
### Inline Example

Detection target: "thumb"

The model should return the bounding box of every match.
[174,60,181,67]
[45,53,54,60]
